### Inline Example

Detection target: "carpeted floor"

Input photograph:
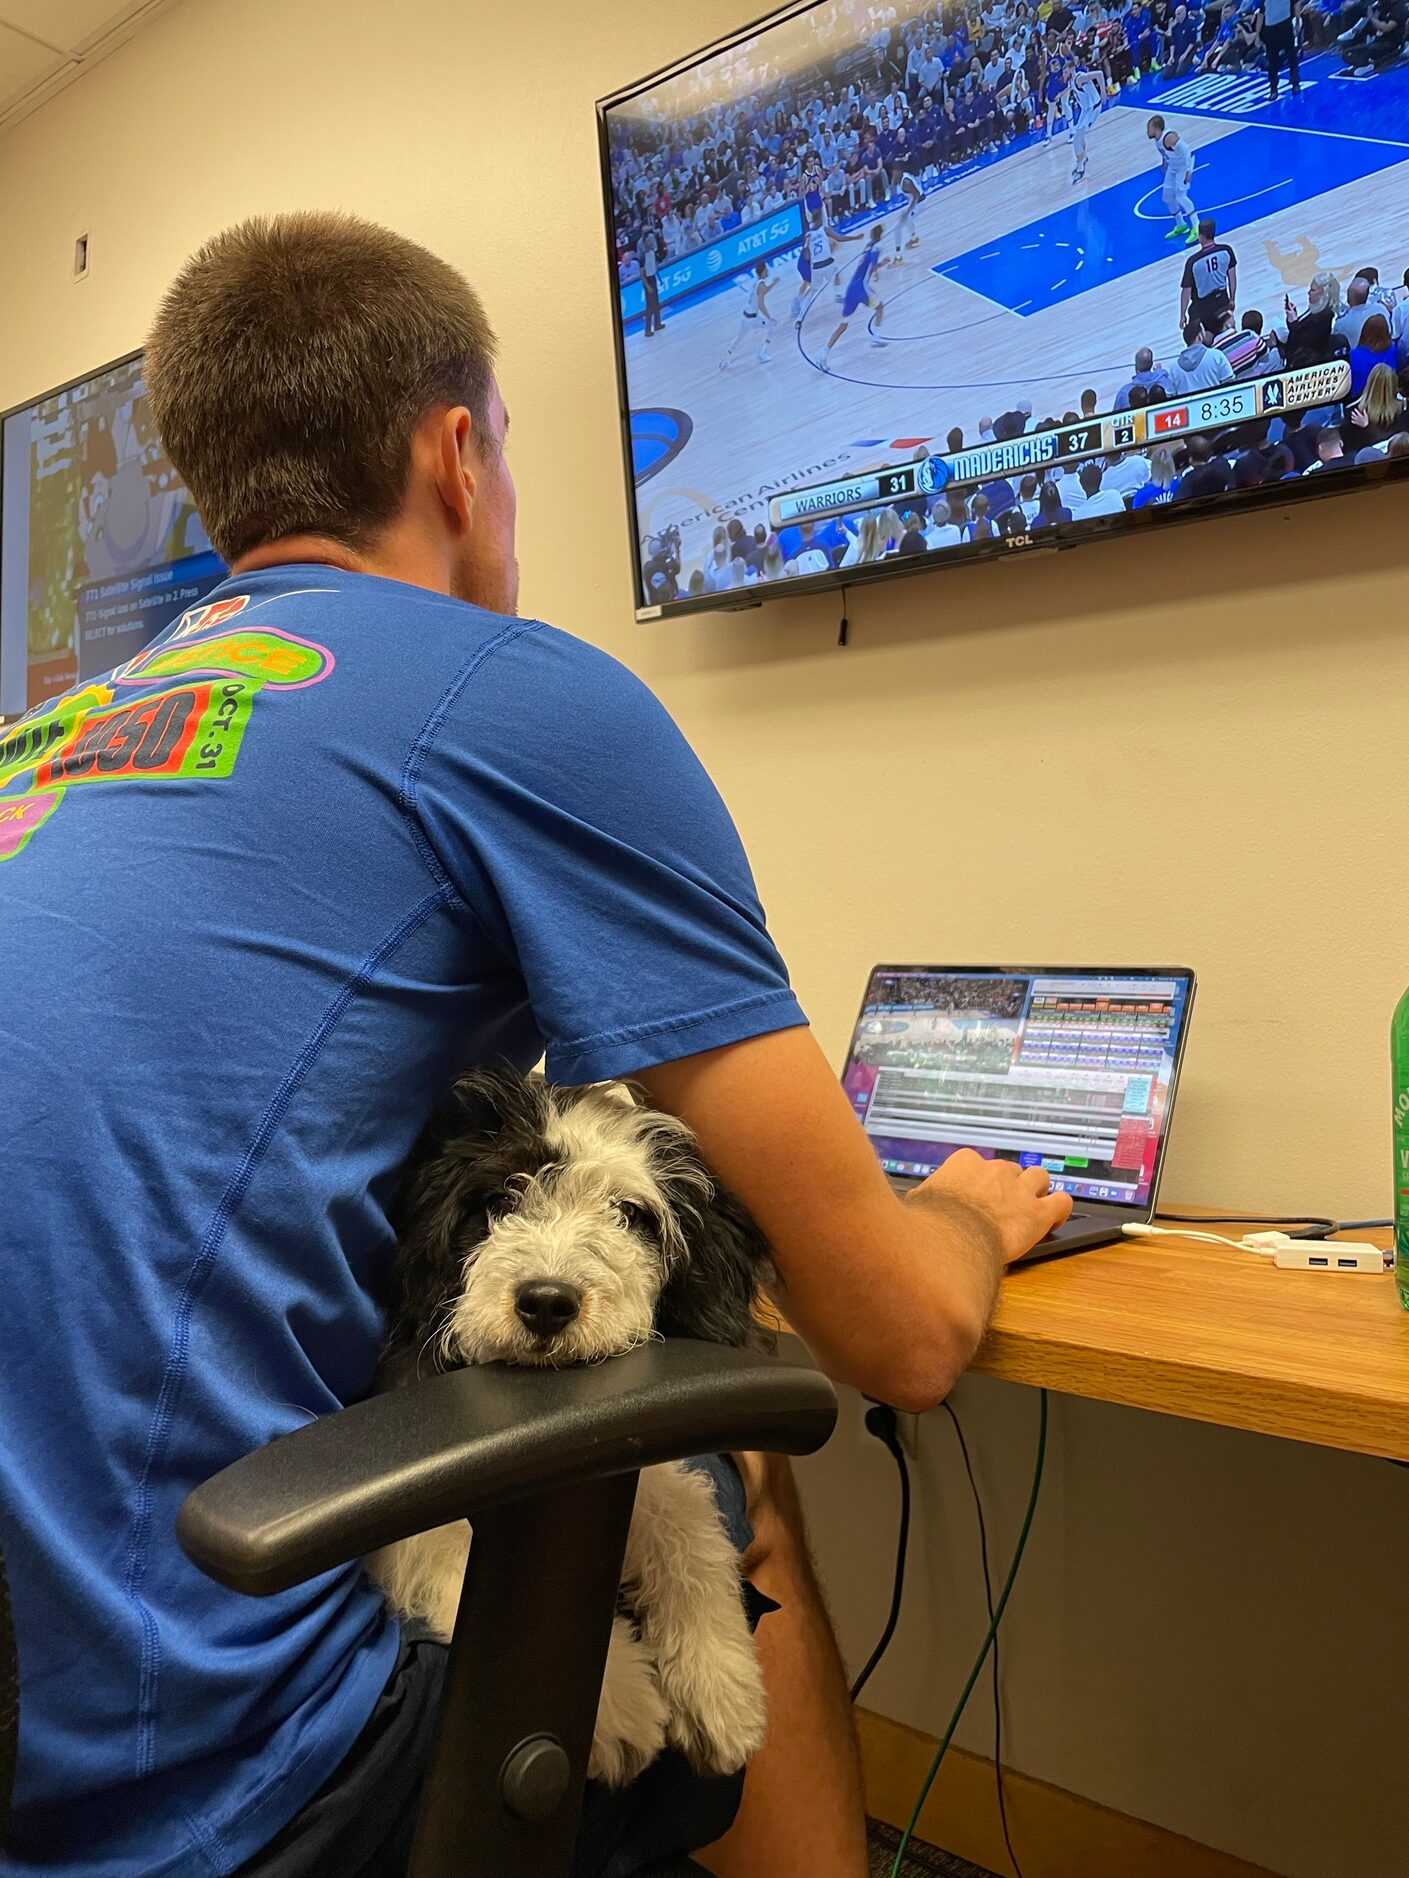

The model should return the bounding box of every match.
[866,1819,1001,1877]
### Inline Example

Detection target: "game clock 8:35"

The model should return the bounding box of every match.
[1193,387,1256,427]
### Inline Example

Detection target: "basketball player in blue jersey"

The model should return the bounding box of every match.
[1044,51,1072,140]
[791,212,868,327]
[1068,65,1104,184]
[820,224,891,373]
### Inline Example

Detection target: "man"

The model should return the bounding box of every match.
[1338,0,1407,67]
[1180,218,1238,343]
[1169,329,1236,391]
[1305,422,1349,468]
[1115,348,1164,407]
[1064,460,1119,517]
[1067,62,1105,183]
[1166,3,1201,70]
[1228,3,1265,65]
[791,521,832,574]
[993,396,1034,439]
[720,259,778,370]
[1199,0,1243,64]
[1207,307,1269,374]
[1102,443,1154,495]
[1146,116,1199,243]
[822,224,892,371]
[1394,280,1409,366]
[0,214,1069,1876]
[1260,0,1302,95]
[1333,274,1375,348]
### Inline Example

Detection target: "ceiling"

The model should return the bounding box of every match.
[0,1,182,136]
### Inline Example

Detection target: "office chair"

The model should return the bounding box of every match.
[175,1339,837,1878]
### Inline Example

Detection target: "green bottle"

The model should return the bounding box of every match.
[1394,987,1409,1309]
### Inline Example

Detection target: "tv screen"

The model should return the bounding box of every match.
[598,0,1409,616]
[0,353,224,720]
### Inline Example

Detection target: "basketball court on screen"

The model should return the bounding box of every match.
[623,51,1409,556]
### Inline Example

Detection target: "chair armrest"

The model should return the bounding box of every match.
[178,1341,836,1597]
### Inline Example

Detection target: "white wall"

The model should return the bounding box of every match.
[3,2,1408,1872]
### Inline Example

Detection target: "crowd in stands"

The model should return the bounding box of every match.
[611,0,1404,287]
[869,973,1030,1014]
[615,1,1409,597]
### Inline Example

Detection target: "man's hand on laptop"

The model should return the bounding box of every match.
[636,1028,1076,1413]
[907,1147,1074,1264]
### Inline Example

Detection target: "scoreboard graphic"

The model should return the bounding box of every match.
[769,361,1351,529]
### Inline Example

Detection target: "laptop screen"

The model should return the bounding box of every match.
[841,966,1194,1210]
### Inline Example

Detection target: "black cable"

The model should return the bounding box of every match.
[942,1401,1025,1878]
[1158,1210,1338,1238]
[890,1391,1049,1877]
[838,585,851,648]
[851,1403,910,1702]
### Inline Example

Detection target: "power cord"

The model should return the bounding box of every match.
[941,1401,1025,1878]
[1158,1210,1337,1237]
[890,1390,1049,1878]
[851,1403,911,1702]
[1158,1212,1392,1239]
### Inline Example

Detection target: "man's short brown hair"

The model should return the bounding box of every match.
[145,212,498,564]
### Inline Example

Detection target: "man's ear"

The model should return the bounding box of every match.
[432,406,476,534]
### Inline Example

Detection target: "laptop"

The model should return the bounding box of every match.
[841,964,1197,1261]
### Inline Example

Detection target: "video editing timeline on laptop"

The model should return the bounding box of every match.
[841,968,1192,1208]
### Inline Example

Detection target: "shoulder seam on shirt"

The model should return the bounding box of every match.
[398,620,545,934]
[118,886,454,1816]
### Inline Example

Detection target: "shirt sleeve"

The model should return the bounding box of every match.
[410,622,808,1085]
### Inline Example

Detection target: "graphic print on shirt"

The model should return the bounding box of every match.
[0,591,334,862]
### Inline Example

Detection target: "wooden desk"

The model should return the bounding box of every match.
[970,1216,1409,1462]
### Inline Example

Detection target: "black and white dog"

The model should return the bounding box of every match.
[369,1064,775,1786]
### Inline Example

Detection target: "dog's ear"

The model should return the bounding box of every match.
[385,1061,542,1361]
[655,1180,776,1353]
[433,1061,545,1146]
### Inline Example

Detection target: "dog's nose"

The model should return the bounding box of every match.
[514,1280,583,1340]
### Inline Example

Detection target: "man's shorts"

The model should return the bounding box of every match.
[238,1457,771,1878]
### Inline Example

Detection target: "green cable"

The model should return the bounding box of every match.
[889,1388,1050,1878]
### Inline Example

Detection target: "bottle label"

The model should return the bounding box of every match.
[1394,1086,1409,1251]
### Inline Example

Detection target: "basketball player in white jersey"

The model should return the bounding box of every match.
[791,215,867,327]
[1146,114,1200,243]
[892,170,925,255]
[720,259,779,370]
[1068,66,1104,184]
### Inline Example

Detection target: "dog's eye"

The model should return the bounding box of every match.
[616,1201,647,1231]
[486,1190,519,1221]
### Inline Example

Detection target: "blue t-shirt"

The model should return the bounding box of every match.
[0,567,805,1874]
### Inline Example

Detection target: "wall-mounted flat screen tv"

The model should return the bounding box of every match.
[597,0,1409,616]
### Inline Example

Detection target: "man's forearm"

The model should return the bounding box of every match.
[636,1030,1066,1418]
[767,1191,1004,1413]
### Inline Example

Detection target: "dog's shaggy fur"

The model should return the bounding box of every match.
[368,1064,776,1785]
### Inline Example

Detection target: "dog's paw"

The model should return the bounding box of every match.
[589,1618,669,1788]
[660,1626,768,1776]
